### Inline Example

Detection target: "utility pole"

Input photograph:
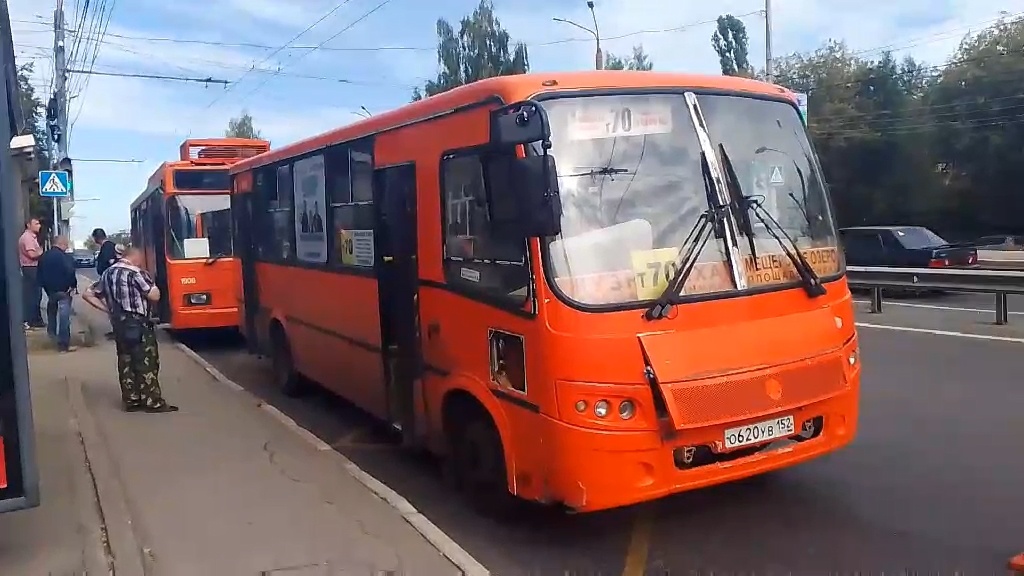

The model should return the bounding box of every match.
[764,0,774,82]
[50,0,70,239]
[553,0,603,70]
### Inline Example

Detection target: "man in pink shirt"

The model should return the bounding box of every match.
[19,218,45,329]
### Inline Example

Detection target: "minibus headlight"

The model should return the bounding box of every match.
[593,400,610,418]
[618,400,636,420]
[574,400,587,413]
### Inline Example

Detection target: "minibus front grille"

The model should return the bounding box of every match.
[666,357,846,429]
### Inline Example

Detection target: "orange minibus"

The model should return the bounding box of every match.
[229,72,860,513]
[131,138,269,331]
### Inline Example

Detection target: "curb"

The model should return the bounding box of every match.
[174,342,490,576]
[67,376,147,576]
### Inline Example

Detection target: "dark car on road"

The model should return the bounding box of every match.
[72,249,95,268]
[839,225,978,268]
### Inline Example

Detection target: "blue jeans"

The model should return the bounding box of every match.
[46,292,73,350]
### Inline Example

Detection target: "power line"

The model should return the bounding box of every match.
[69,0,118,135]
[66,68,229,84]
[201,0,356,111]
[17,9,763,55]
[235,0,395,105]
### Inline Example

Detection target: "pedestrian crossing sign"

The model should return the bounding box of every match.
[769,165,784,186]
[39,170,71,198]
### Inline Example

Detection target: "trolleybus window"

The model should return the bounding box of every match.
[172,169,230,191]
[165,194,233,259]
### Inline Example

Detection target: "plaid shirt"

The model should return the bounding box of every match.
[92,260,154,316]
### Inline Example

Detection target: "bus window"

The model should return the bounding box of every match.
[252,166,295,262]
[441,153,529,304]
[326,144,375,268]
[165,194,233,259]
[173,169,230,191]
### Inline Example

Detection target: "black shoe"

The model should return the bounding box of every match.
[143,404,179,413]
[124,404,145,412]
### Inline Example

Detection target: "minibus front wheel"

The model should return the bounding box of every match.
[446,402,516,517]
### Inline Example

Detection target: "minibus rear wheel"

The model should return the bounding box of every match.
[451,413,516,518]
[270,325,303,397]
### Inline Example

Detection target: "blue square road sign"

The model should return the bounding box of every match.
[39,170,71,198]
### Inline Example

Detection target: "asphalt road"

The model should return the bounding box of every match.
[174,294,1024,574]
[81,265,1024,572]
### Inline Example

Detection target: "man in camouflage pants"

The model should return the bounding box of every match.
[82,246,178,413]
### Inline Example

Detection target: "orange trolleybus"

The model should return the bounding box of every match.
[131,138,270,331]
[229,72,860,513]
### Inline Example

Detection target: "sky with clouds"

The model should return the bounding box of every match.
[9,0,1021,245]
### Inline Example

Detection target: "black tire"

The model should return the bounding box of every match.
[450,415,517,518]
[270,328,304,397]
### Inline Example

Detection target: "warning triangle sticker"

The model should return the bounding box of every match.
[41,173,67,194]
[769,166,784,185]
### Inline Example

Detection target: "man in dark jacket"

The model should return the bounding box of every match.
[37,235,78,352]
[92,228,118,339]
[93,228,117,276]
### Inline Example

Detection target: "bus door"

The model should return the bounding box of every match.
[148,195,171,322]
[231,193,260,352]
[373,163,421,445]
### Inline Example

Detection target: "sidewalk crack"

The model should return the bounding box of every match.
[262,440,304,484]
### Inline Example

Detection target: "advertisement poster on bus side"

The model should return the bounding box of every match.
[292,154,327,263]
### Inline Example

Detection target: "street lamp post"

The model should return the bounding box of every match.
[553,0,603,70]
[764,0,774,82]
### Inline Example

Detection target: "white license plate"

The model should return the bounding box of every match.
[724,415,795,449]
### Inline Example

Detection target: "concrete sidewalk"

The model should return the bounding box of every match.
[54,295,463,575]
[0,342,108,576]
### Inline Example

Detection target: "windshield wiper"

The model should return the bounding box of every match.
[564,166,632,178]
[644,155,730,321]
[718,145,826,298]
[718,143,759,264]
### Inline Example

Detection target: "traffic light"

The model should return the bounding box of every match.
[57,157,73,193]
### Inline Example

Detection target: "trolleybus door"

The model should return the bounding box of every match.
[150,195,172,322]
[373,163,422,445]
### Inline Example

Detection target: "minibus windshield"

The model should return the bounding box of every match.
[539,92,842,307]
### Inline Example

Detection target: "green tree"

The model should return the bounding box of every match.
[604,44,654,71]
[412,0,528,101]
[924,18,1024,237]
[16,63,53,227]
[760,16,1024,239]
[711,14,752,77]
[225,110,262,139]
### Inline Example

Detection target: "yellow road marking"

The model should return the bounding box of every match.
[621,506,654,576]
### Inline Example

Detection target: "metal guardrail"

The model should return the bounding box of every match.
[846,266,1024,325]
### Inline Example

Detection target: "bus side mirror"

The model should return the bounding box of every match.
[484,154,562,239]
[489,100,550,146]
